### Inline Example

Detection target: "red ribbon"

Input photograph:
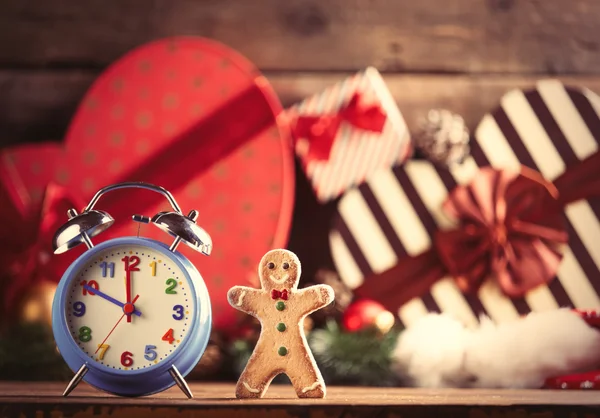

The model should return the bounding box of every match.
[354,151,600,313]
[544,369,600,390]
[0,183,84,317]
[574,309,600,329]
[290,93,387,162]
[271,289,289,300]
[91,77,282,222]
[0,76,282,320]
[435,166,568,297]
[544,309,600,390]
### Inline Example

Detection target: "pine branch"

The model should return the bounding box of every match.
[0,322,71,380]
[308,320,402,386]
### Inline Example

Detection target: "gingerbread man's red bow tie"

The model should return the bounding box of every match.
[271,289,289,300]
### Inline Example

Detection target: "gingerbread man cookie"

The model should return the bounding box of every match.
[227,249,334,398]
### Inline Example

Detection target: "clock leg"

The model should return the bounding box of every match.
[63,364,89,397]
[169,365,193,399]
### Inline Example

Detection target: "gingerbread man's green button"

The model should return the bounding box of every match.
[276,322,286,332]
[275,301,285,311]
[278,346,288,356]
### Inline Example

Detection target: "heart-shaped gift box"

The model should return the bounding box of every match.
[0,37,295,333]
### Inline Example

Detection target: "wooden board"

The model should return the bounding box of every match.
[1,382,600,418]
[3,70,600,148]
[3,70,600,287]
[1,0,600,74]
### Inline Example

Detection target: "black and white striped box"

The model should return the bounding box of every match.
[329,80,600,328]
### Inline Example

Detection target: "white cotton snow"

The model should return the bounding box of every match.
[392,309,600,388]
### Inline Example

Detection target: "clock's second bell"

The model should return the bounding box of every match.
[151,210,212,255]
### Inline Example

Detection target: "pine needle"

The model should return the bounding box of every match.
[308,320,401,386]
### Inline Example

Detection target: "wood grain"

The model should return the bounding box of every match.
[4,71,600,281]
[1,382,599,418]
[3,70,600,148]
[1,0,600,74]
[3,69,600,310]
[1,381,600,405]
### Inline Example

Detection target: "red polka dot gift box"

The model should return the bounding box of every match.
[285,67,412,203]
[0,37,295,332]
[329,80,600,329]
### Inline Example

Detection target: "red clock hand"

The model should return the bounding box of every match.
[125,267,132,323]
[95,295,140,354]
[122,255,140,323]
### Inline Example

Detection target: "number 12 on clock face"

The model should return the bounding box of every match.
[65,244,194,371]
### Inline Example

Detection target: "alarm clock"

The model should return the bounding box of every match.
[51,182,213,398]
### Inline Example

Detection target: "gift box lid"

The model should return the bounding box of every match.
[0,37,295,332]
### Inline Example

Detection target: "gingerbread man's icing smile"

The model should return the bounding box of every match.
[227,249,334,398]
[269,273,289,284]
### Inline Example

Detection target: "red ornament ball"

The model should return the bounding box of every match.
[342,299,395,333]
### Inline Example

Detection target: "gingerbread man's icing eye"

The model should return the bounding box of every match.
[267,262,275,269]
[282,262,290,270]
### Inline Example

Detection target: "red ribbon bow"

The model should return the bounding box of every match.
[271,289,289,300]
[354,151,600,312]
[291,93,387,162]
[434,166,568,297]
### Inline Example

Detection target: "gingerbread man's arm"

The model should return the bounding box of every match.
[296,284,334,315]
[227,286,261,314]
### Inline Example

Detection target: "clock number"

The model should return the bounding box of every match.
[99,262,115,278]
[165,278,177,294]
[172,305,184,320]
[150,261,157,276]
[96,343,110,360]
[129,256,140,270]
[78,326,92,342]
[121,351,133,367]
[121,255,141,272]
[80,280,99,296]
[144,345,157,361]
[72,301,86,317]
[162,328,175,344]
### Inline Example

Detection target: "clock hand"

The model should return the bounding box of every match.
[95,294,140,355]
[122,256,141,323]
[125,267,132,323]
[83,285,141,316]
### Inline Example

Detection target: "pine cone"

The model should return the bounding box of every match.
[414,109,470,167]
[187,330,225,380]
[307,269,354,323]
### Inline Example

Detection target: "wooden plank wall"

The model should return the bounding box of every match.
[1,0,599,278]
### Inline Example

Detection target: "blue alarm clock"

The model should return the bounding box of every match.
[51,182,213,398]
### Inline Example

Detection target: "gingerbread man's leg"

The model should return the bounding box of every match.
[287,349,326,398]
[236,352,279,399]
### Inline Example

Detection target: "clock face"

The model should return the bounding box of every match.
[64,243,194,371]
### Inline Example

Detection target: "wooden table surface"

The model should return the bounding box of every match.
[1,381,600,418]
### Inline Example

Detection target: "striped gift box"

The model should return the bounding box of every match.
[329,79,600,328]
[287,67,412,203]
